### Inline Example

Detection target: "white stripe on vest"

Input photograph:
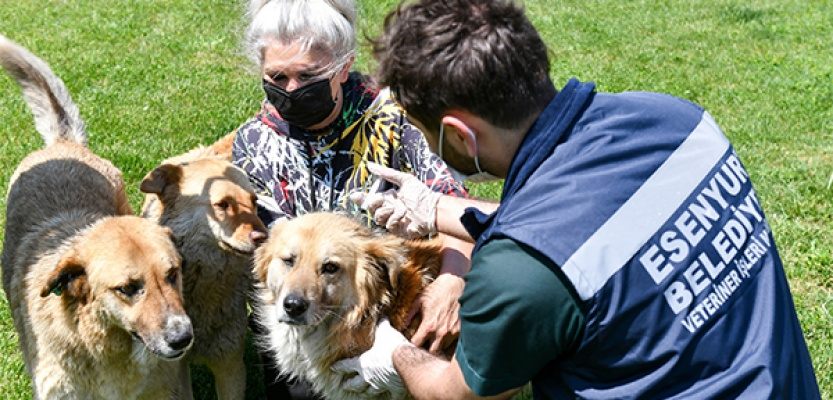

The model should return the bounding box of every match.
[562,112,730,300]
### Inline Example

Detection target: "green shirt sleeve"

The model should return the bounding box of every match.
[455,237,586,396]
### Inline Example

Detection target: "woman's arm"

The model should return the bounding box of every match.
[232,121,292,226]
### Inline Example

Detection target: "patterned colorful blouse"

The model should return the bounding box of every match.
[232,72,467,227]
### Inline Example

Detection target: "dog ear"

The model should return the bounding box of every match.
[140,164,182,195]
[41,252,89,303]
[364,234,407,292]
[253,241,273,284]
[160,226,175,239]
[340,234,404,329]
[252,220,285,284]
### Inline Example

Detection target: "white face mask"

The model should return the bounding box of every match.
[438,123,501,184]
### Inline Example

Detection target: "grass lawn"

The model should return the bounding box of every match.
[1,0,831,398]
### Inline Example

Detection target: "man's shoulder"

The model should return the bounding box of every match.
[555,90,711,166]
[582,91,705,135]
[596,90,703,111]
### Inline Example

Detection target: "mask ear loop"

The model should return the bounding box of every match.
[467,126,484,175]
[437,120,485,182]
[438,122,445,160]
[459,123,484,175]
[431,122,448,194]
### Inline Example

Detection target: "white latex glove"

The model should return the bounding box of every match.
[351,189,401,229]
[332,319,413,398]
[349,162,441,239]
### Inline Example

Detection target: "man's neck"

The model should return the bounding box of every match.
[484,112,546,177]
[490,88,558,176]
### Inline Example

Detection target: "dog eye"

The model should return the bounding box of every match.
[115,282,142,298]
[166,269,178,285]
[282,256,295,268]
[322,262,340,274]
[213,200,230,211]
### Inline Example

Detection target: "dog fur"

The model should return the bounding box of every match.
[253,212,442,400]
[140,142,267,400]
[0,35,193,399]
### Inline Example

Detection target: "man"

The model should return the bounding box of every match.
[335,0,820,398]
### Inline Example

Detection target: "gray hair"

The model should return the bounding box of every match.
[245,0,357,76]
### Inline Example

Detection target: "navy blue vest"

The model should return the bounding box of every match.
[464,79,819,399]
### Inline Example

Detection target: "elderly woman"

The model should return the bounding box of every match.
[235,0,472,398]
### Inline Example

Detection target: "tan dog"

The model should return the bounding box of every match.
[0,35,193,399]
[140,149,267,400]
[253,212,442,400]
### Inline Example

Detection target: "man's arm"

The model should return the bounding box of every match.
[435,195,499,243]
[393,346,520,400]
[351,163,499,241]
[408,233,471,354]
[334,238,585,399]
[439,233,473,275]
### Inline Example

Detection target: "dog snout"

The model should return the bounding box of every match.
[249,229,268,245]
[164,315,193,351]
[283,294,309,318]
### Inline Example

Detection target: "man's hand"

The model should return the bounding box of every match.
[350,162,441,239]
[332,319,414,398]
[409,274,464,355]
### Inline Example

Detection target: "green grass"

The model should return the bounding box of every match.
[0,0,831,398]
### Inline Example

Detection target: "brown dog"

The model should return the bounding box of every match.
[140,150,267,400]
[0,35,193,399]
[252,212,442,400]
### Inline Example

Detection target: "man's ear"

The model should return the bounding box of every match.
[41,252,89,302]
[441,115,478,158]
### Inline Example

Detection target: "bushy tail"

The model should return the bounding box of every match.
[0,34,86,146]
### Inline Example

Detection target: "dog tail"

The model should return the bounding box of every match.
[0,34,87,147]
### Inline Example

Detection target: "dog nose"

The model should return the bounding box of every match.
[249,230,267,244]
[166,329,194,351]
[165,314,193,351]
[283,294,309,318]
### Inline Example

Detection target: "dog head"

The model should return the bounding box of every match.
[254,212,409,329]
[140,158,267,255]
[40,216,193,360]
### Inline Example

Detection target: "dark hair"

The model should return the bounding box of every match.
[373,0,554,130]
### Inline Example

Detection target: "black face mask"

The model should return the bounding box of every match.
[263,78,337,129]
